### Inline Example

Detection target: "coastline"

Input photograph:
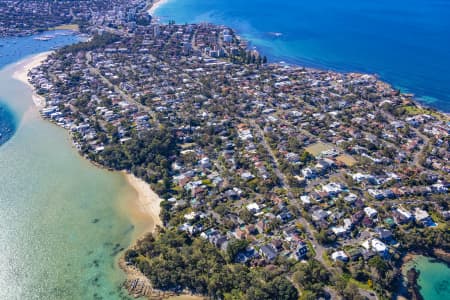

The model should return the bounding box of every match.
[123,171,163,235]
[118,173,205,300]
[11,52,168,298]
[12,52,164,237]
[402,249,450,266]
[1,48,153,298]
[399,253,425,300]
[400,250,450,300]
[6,6,448,300]
[148,0,170,15]
[12,51,52,108]
[147,0,450,115]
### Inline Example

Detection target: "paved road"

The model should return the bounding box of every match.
[249,120,332,268]
[249,119,379,299]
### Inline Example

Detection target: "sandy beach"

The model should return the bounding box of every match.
[120,174,205,300]
[120,173,168,299]
[8,30,194,300]
[148,0,170,15]
[12,51,52,108]
[11,51,167,299]
[11,52,164,234]
[124,172,163,234]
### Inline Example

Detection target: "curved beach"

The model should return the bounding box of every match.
[123,172,163,235]
[12,51,51,107]
[12,52,163,239]
[0,49,164,299]
[148,0,171,15]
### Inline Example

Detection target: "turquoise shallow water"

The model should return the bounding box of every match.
[154,0,450,112]
[0,30,78,146]
[410,256,450,300]
[0,33,146,299]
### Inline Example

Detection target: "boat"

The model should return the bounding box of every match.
[33,35,55,41]
[268,32,283,37]
[54,32,73,36]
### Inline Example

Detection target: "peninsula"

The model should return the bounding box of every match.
[3,1,448,299]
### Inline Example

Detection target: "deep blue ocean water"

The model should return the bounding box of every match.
[0,30,80,145]
[154,0,450,112]
[0,103,15,145]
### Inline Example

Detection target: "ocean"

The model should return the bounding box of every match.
[153,1,450,299]
[0,2,448,299]
[0,32,146,299]
[154,0,450,112]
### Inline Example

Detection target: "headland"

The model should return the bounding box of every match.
[1,1,449,300]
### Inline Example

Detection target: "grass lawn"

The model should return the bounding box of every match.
[403,105,448,121]
[336,154,357,167]
[51,24,80,31]
[342,273,373,291]
[305,142,335,157]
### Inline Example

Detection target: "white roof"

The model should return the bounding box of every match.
[331,251,348,261]
[300,195,311,204]
[184,211,198,220]
[414,208,430,221]
[364,207,377,217]
[362,238,387,253]
[397,207,412,219]
[331,226,347,235]
[246,203,260,212]
[344,193,358,202]
[323,182,343,193]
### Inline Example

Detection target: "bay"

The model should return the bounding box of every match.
[0,32,146,299]
[0,30,80,146]
[410,256,450,300]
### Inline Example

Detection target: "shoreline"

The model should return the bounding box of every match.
[400,250,450,300]
[12,51,52,108]
[11,52,164,238]
[146,1,450,116]
[402,249,450,267]
[10,52,167,298]
[148,0,170,16]
[6,15,448,300]
[123,171,163,235]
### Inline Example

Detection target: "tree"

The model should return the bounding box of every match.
[292,259,329,292]
[343,282,364,300]
[368,256,388,274]
[266,276,298,300]
[124,249,138,264]
[245,286,270,300]
[227,239,249,262]
[239,209,254,223]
